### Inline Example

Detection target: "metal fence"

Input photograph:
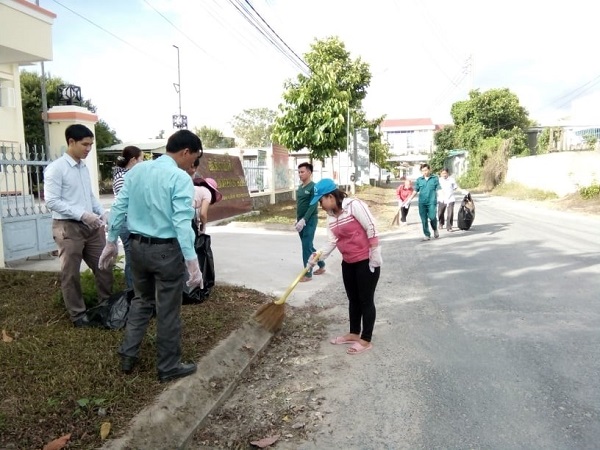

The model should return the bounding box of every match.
[243,164,270,193]
[0,142,55,263]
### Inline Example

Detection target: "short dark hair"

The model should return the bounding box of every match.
[298,162,313,173]
[116,146,142,168]
[420,163,430,170]
[440,168,449,174]
[166,130,203,157]
[65,124,94,144]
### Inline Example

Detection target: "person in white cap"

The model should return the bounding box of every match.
[307,178,382,355]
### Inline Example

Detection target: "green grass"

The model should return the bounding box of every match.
[0,270,269,449]
[492,181,558,201]
[233,200,298,224]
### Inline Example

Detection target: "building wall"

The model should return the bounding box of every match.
[0,63,25,146]
[506,151,600,196]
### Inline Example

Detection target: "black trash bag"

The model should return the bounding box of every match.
[182,233,215,304]
[85,289,134,329]
[457,192,475,230]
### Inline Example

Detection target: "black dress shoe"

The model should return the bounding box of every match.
[158,362,197,383]
[73,316,92,328]
[121,356,138,374]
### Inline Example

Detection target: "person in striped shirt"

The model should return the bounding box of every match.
[112,146,143,289]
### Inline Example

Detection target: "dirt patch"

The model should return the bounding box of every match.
[191,304,334,450]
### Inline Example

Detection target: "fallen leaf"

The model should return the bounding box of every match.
[2,329,13,343]
[250,434,280,448]
[100,421,111,439]
[43,433,71,450]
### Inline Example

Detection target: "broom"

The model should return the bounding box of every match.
[253,252,322,332]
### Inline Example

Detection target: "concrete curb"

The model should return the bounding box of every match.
[101,320,273,450]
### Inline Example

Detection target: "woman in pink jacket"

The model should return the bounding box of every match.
[308,179,382,355]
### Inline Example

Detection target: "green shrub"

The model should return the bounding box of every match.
[458,168,481,189]
[580,183,600,200]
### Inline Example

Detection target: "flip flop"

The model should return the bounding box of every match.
[346,341,373,355]
[313,268,326,275]
[299,276,312,282]
[330,336,357,345]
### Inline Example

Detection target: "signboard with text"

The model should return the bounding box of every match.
[197,153,252,221]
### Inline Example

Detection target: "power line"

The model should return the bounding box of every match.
[226,0,309,75]
[242,0,309,73]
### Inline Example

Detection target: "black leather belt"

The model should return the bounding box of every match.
[130,234,176,245]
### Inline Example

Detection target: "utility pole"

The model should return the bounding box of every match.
[36,0,50,156]
[172,45,187,129]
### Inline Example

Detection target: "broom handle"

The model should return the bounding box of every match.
[274,251,322,305]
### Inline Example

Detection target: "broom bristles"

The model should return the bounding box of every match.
[253,302,285,333]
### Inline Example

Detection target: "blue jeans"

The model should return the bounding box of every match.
[119,223,133,290]
[299,216,325,277]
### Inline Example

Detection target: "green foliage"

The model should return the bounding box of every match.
[193,126,235,149]
[583,134,598,149]
[231,108,277,147]
[580,183,600,199]
[434,125,456,151]
[53,259,126,309]
[537,128,550,154]
[457,167,481,189]
[428,148,449,173]
[273,36,372,159]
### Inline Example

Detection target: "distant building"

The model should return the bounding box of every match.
[380,118,444,178]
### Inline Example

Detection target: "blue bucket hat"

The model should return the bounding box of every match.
[310,178,337,205]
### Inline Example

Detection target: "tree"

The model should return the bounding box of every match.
[272,36,372,159]
[231,108,277,147]
[446,88,530,188]
[193,126,234,149]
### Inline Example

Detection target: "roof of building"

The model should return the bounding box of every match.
[381,118,434,128]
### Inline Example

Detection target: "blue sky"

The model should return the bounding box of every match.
[37,0,600,142]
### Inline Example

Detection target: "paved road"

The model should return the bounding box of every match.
[291,194,600,449]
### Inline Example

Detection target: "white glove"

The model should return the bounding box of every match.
[307,252,320,268]
[295,218,306,232]
[81,212,103,230]
[98,241,119,270]
[368,246,382,273]
[185,259,204,289]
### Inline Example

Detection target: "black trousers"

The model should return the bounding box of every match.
[341,259,380,342]
[400,206,410,222]
[119,239,186,373]
[438,202,455,229]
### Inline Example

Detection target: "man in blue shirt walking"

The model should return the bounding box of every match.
[100,130,204,382]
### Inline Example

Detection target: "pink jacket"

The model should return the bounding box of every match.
[318,198,379,263]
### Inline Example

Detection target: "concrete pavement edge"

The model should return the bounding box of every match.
[100,319,273,450]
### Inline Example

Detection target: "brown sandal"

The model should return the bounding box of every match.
[313,268,326,275]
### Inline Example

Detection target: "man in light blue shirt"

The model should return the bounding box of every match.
[99,129,204,383]
[44,124,113,327]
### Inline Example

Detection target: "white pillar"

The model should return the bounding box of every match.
[46,105,100,197]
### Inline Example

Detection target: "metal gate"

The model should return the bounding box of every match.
[0,142,55,263]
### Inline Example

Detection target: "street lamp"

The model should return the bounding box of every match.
[172,44,187,129]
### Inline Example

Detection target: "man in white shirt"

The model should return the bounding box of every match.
[437,168,457,231]
[44,124,113,327]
